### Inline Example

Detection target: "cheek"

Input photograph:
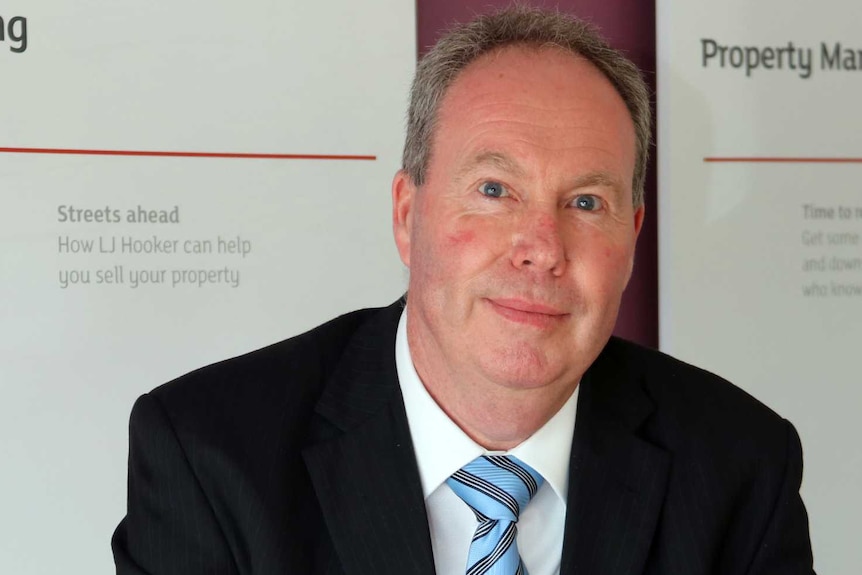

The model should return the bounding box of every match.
[446,229,475,246]
[595,240,632,266]
[572,230,635,282]
[600,247,636,290]
[449,211,516,251]
[603,246,620,261]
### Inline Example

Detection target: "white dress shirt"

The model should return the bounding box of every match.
[395,308,578,575]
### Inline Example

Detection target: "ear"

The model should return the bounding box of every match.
[633,204,645,238]
[624,204,646,284]
[392,170,417,267]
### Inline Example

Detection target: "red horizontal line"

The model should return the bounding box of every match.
[705,157,862,164]
[0,146,376,161]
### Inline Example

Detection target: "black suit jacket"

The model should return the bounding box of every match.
[113,301,814,574]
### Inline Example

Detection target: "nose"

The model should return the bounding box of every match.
[510,210,566,276]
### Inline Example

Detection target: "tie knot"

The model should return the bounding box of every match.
[447,455,544,522]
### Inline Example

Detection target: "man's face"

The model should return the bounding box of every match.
[393,46,644,399]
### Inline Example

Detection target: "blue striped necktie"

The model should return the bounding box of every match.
[446,455,544,575]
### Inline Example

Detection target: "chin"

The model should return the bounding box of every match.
[478,343,568,390]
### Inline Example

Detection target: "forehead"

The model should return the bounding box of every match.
[430,45,636,182]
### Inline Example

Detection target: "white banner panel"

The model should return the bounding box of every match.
[658,1,862,571]
[0,2,415,573]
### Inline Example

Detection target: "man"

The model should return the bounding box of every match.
[113,6,814,575]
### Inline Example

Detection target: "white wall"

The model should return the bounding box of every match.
[658,1,862,572]
[0,2,415,573]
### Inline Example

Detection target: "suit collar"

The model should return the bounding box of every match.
[561,337,671,575]
[302,301,436,575]
[312,301,404,430]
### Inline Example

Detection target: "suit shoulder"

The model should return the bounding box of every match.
[605,337,790,454]
[146,306,386,433]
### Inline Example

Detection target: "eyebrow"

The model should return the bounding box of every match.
[456,150,527,180]
[570,171,625,193]
[457,150,627,196]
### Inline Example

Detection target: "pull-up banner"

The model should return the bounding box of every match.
[0,2,415,573]
[658,1,862,572]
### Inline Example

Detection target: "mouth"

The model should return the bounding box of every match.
[485,297,569,328]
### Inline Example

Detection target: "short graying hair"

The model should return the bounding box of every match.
[402,5,651,207]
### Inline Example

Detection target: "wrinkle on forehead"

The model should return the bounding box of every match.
[438,48,634,144]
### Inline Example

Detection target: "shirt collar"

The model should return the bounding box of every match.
[395,307,577,503]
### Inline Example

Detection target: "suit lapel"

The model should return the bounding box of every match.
[302,303,436,575]
[561,339,670,575]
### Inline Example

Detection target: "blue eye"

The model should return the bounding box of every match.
[479,181,507,198]
[574,195,601,211]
